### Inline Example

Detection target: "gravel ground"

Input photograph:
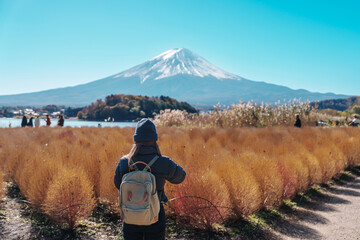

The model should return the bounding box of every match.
[304,178,360,240]
[269,176,360,240]
[0,195,32,240]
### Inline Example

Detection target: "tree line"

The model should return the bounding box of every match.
[77,94,198,121]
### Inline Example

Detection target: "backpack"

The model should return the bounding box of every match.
[118,155,160,225]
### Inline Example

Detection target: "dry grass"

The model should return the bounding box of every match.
[154,100,349,128]
[0,126,359,229]
[43,168,96,229]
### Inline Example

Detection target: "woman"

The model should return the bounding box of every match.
[294,114,301,128]
[27,117,34,127]
[21,115,27,128]
[45,115,51,126]
[57,114,64,127]
[35,116,40,128]
[349,115,359,127]
[114,118,186,240]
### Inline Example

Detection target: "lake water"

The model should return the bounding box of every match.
[0,117,137,128]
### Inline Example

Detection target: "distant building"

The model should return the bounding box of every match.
[51,111,61,117]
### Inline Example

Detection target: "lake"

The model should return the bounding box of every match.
[0,117,137,128]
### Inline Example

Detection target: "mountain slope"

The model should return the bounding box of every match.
[311,96,360,111]
[0,48,349,106]
[115,48,240,82]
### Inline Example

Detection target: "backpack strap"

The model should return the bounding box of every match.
[129,158,139,171]
[143,155,159,172]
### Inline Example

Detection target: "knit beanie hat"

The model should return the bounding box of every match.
[133,118,158,142]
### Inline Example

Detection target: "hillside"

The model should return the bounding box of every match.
[312,96,360,111]
[77,94,197,121]
[0,48,349,107]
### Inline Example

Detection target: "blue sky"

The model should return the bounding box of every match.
[0,0,359,96]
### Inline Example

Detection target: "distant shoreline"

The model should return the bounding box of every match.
[0,117,136,128]
[1,116,137,123]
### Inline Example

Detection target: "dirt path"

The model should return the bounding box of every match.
[0,195,32,240]
[269,176,360,240]
[304,178,360,239]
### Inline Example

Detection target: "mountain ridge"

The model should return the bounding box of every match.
[113,48,240,82]
[311,96,360,111]
[0,48,349,107]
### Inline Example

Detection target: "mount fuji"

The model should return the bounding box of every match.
[115,48,240,82]
[0,48,349,107]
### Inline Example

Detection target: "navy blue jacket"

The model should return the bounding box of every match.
[114,146,186,202]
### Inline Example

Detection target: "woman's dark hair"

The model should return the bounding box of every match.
[126,141,161,165]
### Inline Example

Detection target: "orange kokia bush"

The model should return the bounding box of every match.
[0,126,360,229]
[43,168,96,229]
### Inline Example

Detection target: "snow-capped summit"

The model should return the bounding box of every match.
[0,48,349,107]
[114,48,241,83]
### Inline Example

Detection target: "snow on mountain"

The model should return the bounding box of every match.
[0,48,350,107]
[114,48,241,83]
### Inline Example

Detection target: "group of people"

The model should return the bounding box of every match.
[20,114,65,128]
[294,114,359,128]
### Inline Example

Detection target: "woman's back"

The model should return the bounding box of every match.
[113,118,186,240]
[114,145,185,202]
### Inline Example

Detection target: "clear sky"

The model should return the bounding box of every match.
[0,0,359,96]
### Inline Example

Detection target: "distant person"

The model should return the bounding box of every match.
[27,117,34,127]
[9,122,11,128]
[21,115,27,128]
[35,116,40,128]
[57,114,64,127]
[114,118,186,240]
[98,123,102,128]
[294,114,301,128]
[349,115,359,127]
[45,115,51,126]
